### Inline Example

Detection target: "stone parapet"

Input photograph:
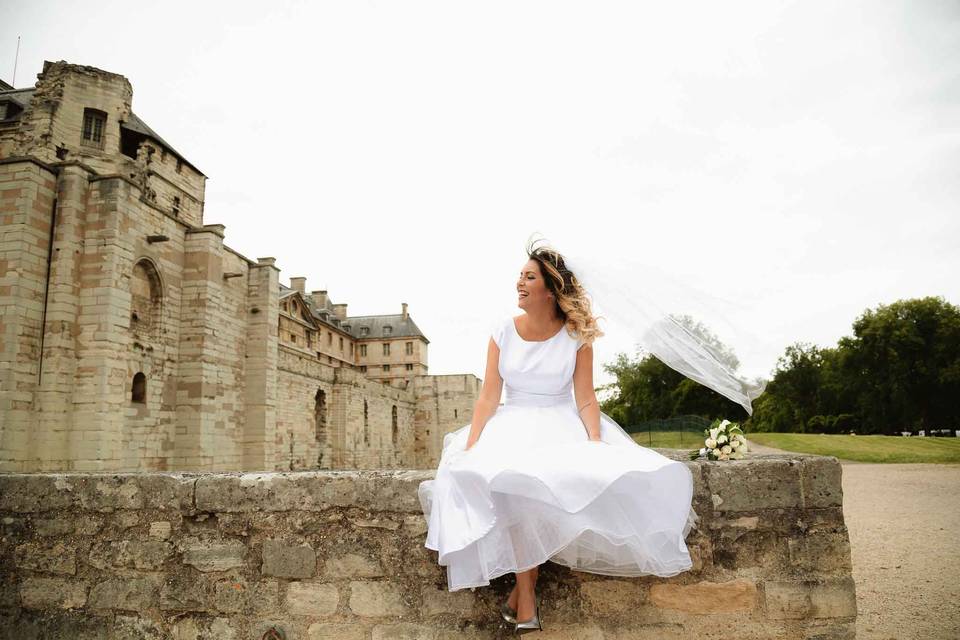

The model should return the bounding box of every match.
[0,453,856,639]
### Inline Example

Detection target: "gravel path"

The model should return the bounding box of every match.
[746,440,960,639]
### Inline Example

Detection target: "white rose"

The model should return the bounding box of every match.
[721,445,732,454]
[717,434,728,444]
[709,428,719,440]
[719,419,731,428]
[730,440,740,450]
[710,448,720,458]
[705,438,717,449]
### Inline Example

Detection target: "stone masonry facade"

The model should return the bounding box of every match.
[0,60,479,473]
[0,453,858,639]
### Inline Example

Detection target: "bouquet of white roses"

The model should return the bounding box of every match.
[688,418,748,460]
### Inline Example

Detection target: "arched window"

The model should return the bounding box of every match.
[391,405,398,446]
[314,389,327,444]
[130,259,162,340]
[131,372,146,403]
[363,400,369,445]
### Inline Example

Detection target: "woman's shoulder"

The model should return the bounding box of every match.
[490,315,514,348]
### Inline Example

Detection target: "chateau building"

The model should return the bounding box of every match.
[0,60,480,473]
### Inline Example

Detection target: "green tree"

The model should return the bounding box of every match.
[838,296,960,433]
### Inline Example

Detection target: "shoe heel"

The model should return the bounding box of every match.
[514,598,542,634]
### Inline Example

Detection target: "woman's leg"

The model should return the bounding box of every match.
[509,564,539,619]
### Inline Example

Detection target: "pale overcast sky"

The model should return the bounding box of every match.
[4,1,958,391]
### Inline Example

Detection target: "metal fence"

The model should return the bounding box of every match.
[624,415,714,449]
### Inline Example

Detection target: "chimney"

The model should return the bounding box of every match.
[332,303,348,321]
[402,302,408,320]
[290,277,306,294]
[311,290,328,308]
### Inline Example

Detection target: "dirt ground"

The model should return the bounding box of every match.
[747,442,960,639]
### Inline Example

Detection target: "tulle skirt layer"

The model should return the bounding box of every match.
[417,398,699,591]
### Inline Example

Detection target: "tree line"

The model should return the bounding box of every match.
[597,296,960,435]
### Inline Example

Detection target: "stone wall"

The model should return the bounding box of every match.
[0,453,857,639]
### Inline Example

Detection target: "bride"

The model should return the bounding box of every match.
[417,236,701,634]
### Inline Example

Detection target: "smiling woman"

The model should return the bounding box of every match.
[418,235,699,632]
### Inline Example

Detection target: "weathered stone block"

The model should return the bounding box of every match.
[33,514,102,536]
[114,539,174,570]
[14,541,77,575]
[212,578,280,615]
[764,578,857,620]
[307,622,367,640]
[801,456,845,508]
[285,581,339,616]
[349,580,407,617]
[195,471,433,513]
[323,551,384,578]
[421,584,475,616]
[157,574,212,613]
[19,577,88,609]
[580,580,645,614]
[649,578,757,614]
[371,623,439,640]
[88,575,162,611]
[261,538,316,578]
[181,538,246,572]
[149,520,172,539]
[705,458,803,512]
[787,530,853,574]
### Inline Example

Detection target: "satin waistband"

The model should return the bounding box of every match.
[503,385,575,408]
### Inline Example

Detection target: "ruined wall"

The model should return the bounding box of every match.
[277,347,421,470]
[0,453,857,639]
[413,374,483,468]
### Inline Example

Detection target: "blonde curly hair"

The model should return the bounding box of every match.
[525,234,605,348]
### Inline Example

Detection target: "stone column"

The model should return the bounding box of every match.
[242,256,279,470]
[0,159,58,472]
[173,224,226,470]
[34,164,88,469]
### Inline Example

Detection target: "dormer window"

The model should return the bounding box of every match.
[360,327,369,336]
[384,325,392,335]
[81,108,107,149]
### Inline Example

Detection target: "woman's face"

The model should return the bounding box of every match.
[517,259,551,309]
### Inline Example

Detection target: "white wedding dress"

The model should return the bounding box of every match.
[417,315,700,592]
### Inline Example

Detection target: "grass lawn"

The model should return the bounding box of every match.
[747,432,960,464]
[629,431,706,449]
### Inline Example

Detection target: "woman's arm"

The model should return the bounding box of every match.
[573,343,602,441]
[465,337,504,450]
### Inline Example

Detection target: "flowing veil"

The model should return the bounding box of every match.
[528,230,769,416]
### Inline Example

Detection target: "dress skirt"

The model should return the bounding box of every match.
[417,389,700,591]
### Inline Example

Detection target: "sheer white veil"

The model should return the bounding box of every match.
[529,230,769,416]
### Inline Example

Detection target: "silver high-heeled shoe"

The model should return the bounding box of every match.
[514,595,542,634]
[500,598,517,624]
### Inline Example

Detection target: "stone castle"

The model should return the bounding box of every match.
[0,60,481,473]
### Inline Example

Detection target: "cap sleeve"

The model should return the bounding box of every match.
[491,317,507,349]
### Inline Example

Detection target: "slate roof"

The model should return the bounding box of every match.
[279,283,428,343]
[0,86,206,177]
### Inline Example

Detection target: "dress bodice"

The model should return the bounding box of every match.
[491,315,584,408]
